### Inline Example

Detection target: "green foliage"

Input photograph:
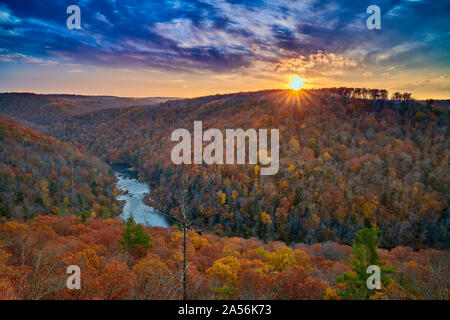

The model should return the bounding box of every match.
[381,192,388,207]
[119,216,153,250]
[307,138,319,158]
[78,209,91,224]
[336,226,394,299]
[174,221,183,232]
[293,186,304,205]
[214,286,238,300]
[0,203,9,218]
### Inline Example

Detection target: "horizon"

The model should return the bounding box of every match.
[1,1,449,99]
[1,88,449,100]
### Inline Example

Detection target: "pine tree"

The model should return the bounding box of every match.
[119,216,153,250]
[78,208,91,225]
[336,226,394,299]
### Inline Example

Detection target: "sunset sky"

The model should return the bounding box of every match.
[0,0,449,99]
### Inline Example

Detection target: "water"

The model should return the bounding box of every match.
[111,163,171,227]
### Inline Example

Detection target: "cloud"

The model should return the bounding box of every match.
[0,4,21,24]
[0,0,448,88]
[275,51,358,76]
[95,12,113,26]
[0,52,58,65]
[67,69,84,73]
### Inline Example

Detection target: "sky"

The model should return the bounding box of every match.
[0,0,449,99]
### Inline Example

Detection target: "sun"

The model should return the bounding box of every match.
[289,76,306,90]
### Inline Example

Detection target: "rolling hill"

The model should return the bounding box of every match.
[0,93,178,125]
[43,89,449,248]
[0,120,118,219]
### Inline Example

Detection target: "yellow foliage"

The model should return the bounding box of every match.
[219,192,226,205]
[279,179,288,190]
[222,249,240,257]
[260,212,272,225]
[369,291,389,300]
[288,139,300,153]
[206,256,241,285]
[192,236,208,251]
[362,201,377,219]
[265,247,296,272]
[323,152,332,161]
[311,213,320,226]
[68,245,106,270]
[324,288,342,300]
[0,221,27,233]
[253,247,269,258]
[49,206,60,215]
[254,165,260,176]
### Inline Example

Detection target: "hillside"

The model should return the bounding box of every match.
[0,215,447,299]
[0,93,177,125]
[0,112,44,132]
[0,121,118,219]
[46,89,449,249]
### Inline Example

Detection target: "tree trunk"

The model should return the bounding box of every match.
[183,225,187,300]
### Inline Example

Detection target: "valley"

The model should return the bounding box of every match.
[0,89,448,300]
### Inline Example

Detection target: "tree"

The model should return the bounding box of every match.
[161,169,202,300]
[379,89,388,100]
[335,226,394,299]
[265,247,296,272]
[401,92,412,102]
[98,261,134,299]
[206,255,241,299]
[78,209,91,224]
[392,92,402,101]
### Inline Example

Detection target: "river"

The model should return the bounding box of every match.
[111,163,171,227]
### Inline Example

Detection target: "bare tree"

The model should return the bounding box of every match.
[158,168,202,300]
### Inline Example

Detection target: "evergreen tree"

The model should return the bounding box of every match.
[336,226,394,299]
[78,208,91,225]
[119,216,153,250]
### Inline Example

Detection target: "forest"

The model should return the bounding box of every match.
[0,215,447,299]
[0,93,173,125]
[45,89,449,248]
[0,121,118,219]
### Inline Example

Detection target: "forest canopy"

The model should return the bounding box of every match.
[45,89,449,248]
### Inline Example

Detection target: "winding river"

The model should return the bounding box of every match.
[111,163,171,227]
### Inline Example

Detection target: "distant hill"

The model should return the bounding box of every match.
[417,99,450,108]
[0,93,179,125]
[0,120,118,219]
[0,112,44,132]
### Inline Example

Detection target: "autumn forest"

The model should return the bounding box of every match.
[0,88,448,300]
